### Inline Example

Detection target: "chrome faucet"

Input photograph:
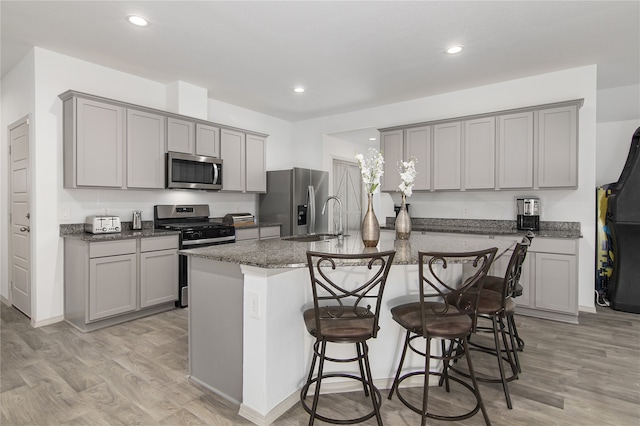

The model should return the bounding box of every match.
[322,195,344,239]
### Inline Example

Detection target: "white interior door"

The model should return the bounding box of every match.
[332,159,362,234]
[9,118,31,317]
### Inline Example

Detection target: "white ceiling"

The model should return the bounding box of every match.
[2,1,639,122]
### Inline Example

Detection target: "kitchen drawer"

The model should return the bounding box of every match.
[89,240,136,258]
[259,226,281,239]
[529,238,577,255]
[235,227,259,241]
[141,235,179,252]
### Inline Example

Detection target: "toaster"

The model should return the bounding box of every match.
[85,215,122,234]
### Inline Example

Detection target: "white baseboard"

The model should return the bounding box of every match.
[579,304,597,314]
[32,315,64,328]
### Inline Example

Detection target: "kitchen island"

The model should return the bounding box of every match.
[181,231,517,426]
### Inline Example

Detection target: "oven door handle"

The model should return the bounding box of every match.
[182,236,235,246]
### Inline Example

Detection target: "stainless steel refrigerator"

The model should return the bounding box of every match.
[259,168,329,237]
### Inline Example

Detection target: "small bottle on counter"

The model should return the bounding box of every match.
[132,211,142,230]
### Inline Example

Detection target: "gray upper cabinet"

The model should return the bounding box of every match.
[64,96,125,188]
[498,111,534,189]
[220,128,246,192]
[380,130,403,192]
[406,126,431,191]
[127,109,166,189]
[196,123,220,158]
[245,134,266,192]
[221,129,267,193]
[537,105,578,188]
[381,127,431,192]
[60,90,268,192]
[433,122,461,190]
[378,99,581,193]
[167,117,195,154]
[464,117,495,190]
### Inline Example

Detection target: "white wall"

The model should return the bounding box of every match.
[2,47,626,323]
[0,50,35,304]
[0,48,294,324]
[294,66,598,312]
[596,119,640,186]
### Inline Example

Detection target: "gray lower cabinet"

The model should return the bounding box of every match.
[235,227,259,241]
[65,235,179,332]
[234,226,281,241]
[140,236,179,308]
[490,236,578,323]
[89,250,137,321]
[259,225,281,240]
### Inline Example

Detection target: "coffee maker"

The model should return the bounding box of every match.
[516,198,540,231]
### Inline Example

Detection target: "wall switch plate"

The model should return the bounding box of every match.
[247,291,260,319]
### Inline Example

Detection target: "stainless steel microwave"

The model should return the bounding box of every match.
[166,152,223,190]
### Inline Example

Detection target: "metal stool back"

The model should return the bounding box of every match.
[301,249,396,425]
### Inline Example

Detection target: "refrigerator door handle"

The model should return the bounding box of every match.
[307,185,316,234]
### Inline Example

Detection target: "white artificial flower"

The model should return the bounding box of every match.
[398,158,417,197]
[355,148,385,194]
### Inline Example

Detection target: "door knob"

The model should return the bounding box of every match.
[19,226,30,233]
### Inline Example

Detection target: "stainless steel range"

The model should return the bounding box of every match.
[154,204,235,307]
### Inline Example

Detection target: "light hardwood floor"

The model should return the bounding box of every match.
[1,302,638,425]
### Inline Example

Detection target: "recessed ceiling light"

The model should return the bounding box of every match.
[126,15,149,27]
[293,87,305,93]
[446,45,464,55]
[369,137,377,141]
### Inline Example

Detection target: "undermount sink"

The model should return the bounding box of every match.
[281,233,345,242]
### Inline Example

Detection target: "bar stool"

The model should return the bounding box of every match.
[300,249,395,425]
[387,248,497,426]
[452,242,529,409]
[482,232,534,363]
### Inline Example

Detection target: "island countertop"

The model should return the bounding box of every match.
[180,231,518,268]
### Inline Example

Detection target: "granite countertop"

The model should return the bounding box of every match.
[180,231,518,269]
[382,218,582,239]
[60,221,179,242]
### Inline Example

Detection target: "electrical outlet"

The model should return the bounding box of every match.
[60,208,70,221]
[247,291,260,319]
[463,207,469,217]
